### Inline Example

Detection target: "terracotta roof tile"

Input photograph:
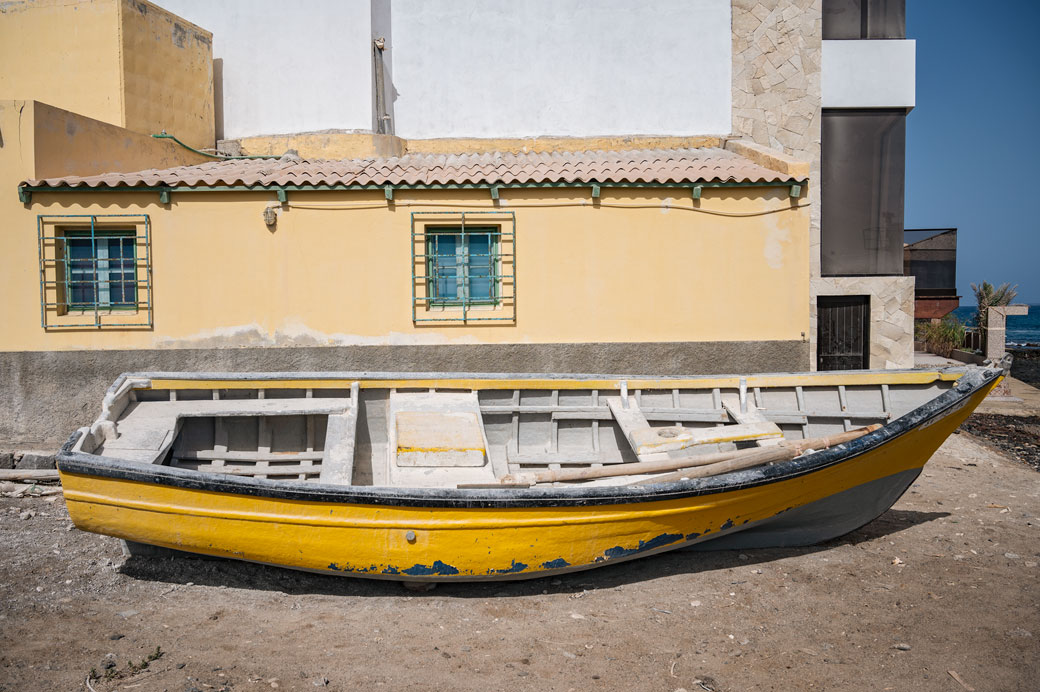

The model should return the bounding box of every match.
[24,147,798,189]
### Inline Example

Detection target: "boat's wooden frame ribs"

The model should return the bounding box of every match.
[318,382,360,485]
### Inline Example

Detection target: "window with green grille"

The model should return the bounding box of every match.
[412,211,515,323]
[64,231,138,309]
[38,214,153,329]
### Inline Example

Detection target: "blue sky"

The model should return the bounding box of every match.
[905,1,1040,304]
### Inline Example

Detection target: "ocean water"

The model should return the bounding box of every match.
[952,305,1040,347]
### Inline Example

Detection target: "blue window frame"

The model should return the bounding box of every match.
[64,231,137,309]
[426,227,498,305]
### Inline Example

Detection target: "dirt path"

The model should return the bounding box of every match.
[2,430,1038,692]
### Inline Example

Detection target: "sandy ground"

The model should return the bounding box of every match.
[2,430,1039,692]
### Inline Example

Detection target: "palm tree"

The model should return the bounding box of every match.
[971,281,1018,352]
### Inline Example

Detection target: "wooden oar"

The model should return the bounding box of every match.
[630,448,795,485]
[632,424,882,485]
[496,424,880,486]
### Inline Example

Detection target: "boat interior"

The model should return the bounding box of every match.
[71,371,968,488]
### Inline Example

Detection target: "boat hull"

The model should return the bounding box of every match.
[57,374,998,581]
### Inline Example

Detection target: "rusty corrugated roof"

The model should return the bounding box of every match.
[23,147,798,189]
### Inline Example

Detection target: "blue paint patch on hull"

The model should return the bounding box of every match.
[402,560,460,576]
[489,560,529,575]
[599,532,684,561]
[540,558,571,569]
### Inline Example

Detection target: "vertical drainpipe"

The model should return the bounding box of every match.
[373,38,389,135]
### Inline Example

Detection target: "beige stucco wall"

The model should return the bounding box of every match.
[118,0,214,149]
[230,134,728,161]
[0,0,214,150]
[31,101,208,179]
[1,101,810,367]
[6,185,810,352]
[0,0,124,128]
[0,100,206,182]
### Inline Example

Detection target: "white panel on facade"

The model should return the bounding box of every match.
[822,40,916,109]
[390,0,732,139]
[157,0,374,140]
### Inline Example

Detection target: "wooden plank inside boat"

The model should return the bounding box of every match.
[385,391,504,487]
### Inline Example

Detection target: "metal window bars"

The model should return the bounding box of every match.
[37,214,153,329]
[411,211,516,323]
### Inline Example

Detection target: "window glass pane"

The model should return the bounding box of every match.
[67,238,96,305]
[821,109,906,276]
[865,0,905,38]
[426,227,499,304]
[428,233,458,300]
[64,233,136,307]
[107,237,136,305]
[466,233,493,301]
[823,0,905,39]
[823,0,864,39]
[903,229,956,296]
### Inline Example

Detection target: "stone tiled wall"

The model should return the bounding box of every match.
[731,0,822,277]
[811,277,916,369]
[732,0,915,370]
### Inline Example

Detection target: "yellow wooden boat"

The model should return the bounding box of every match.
[56,362,1005,581]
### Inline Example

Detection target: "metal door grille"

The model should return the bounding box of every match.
[817,295,870,370]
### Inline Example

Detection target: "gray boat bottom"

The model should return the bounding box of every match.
[682,467,921,551]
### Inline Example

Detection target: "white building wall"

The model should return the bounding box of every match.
[157,0,375,140]
[822,39,916,109]
[156,0,731,141]
[389,0,732,139]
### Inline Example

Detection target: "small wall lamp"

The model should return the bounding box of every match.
[263,205,278,227]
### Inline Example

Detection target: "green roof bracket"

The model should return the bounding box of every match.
[490,185,500,200]
[159,188,171,204]
[18,187,31,204]
[692,185,703,200]
[789,183,802,198]
[591,183,601,199]
[276,187,288,203]
[384,185,394,201]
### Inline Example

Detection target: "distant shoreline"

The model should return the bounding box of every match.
[953,305,1039,347]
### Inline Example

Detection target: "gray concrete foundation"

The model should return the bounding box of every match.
[0,340,808,445]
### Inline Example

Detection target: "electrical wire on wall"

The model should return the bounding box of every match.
[282,199,809,218]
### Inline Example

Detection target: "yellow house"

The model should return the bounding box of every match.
[0,99,811,445]
[0,0,831,448]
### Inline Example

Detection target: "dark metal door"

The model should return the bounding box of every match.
[817,296,870,370]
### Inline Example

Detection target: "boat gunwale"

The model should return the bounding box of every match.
[119,368,969,391]
[56,365,1002,508]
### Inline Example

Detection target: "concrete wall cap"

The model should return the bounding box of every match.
[724,139,811,180]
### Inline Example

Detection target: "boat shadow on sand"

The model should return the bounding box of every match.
[116,508,949,598]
